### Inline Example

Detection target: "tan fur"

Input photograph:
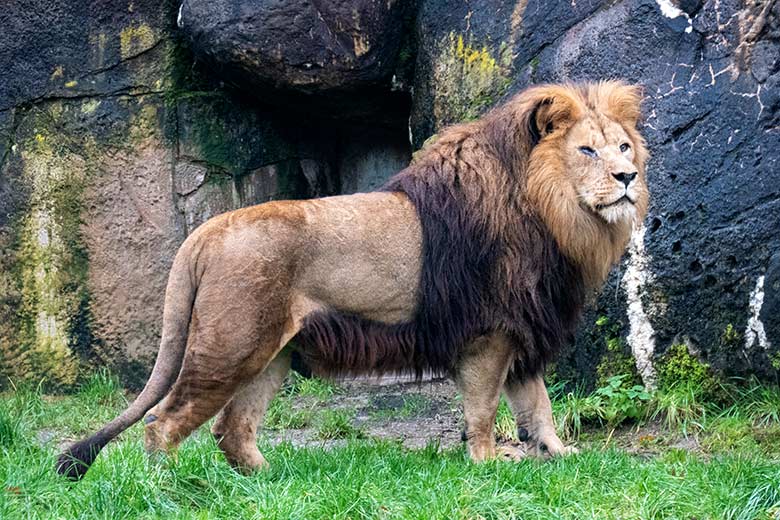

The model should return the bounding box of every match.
[143,192,423,458]
[58,81,648,478]
[457,335,515,461]
[505,375,576,458]
[211,349,292,471]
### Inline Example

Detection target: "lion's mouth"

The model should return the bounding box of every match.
[596,195,634,211]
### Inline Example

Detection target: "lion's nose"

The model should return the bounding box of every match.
[612,171,637,187]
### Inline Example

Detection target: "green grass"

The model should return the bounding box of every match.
[264,397,312,430]
[1,374,779,519]
[284,372,339,399]
[264,374,338,430]
[316,409,364,440]
[75,368,125,408]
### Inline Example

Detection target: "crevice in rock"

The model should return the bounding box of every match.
[662,107,715,144]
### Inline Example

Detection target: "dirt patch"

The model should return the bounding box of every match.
[260,377,714,458]
[261,378,467,450]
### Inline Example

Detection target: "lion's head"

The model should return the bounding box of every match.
[507,81,650,285]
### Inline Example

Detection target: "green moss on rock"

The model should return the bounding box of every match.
[0,109,93,390]
[656,343,722,400]
[593,316,642,388]
[430,32,512,127]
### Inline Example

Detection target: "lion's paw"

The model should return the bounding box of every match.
[496,443,527,462]
[525,429,578,459]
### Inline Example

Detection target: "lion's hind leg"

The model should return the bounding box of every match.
[456,334,514,462]
[211,349,292,472]
[143,294,289,458]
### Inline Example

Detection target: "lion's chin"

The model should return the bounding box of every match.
[596,200,637,224]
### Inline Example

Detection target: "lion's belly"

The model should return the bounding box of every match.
[294,192,423,324]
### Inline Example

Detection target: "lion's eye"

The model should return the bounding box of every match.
[620,143,631,152]
[579,146,597,158]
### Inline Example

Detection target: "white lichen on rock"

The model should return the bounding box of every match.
[744,275,771,350]
[621,224,658,388]
[655,0,693,33]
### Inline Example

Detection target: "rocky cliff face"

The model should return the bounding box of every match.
[404,0,779,386]
[0,0,410,389]
[0,0,777,390]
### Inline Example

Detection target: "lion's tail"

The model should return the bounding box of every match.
[55,241,197,481]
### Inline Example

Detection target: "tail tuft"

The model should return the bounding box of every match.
[55,433,109,480]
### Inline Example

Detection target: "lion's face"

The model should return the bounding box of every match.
[518,82,649,285]
[563,115,648,225]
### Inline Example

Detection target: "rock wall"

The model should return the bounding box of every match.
[0,0,410,390]
[1,0,778,390]
[407,0,780,386]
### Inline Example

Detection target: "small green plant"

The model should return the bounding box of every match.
[720,323,742,348]
[700,416,758,453]
[594,316,641,387]
[396,394,432,418]
[555,375,653,438]
[8,378,44,418]
[738,383,780,426]
[529,55,541,73]
[495,396,516,440]
[285,373,338,399]
[553,389,604,439]
[656,344,720,400]
[770,352,780,389]
[595,375,652,427]
[651,382,706,434]
[316,409,364,440]
[0,402,22,447]
[595,315,610,327]
[770,352,780,371]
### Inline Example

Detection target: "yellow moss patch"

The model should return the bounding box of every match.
[119,24,157,59]
[128,103,159,142]
[50,66,64,80]
[453,34,498,72]
[0,102,109,389]
[11,140,87,388]
[80,99,101,115]
[89,33,109,68]
[430,32,512,128]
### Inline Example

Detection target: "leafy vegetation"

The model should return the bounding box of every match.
[656,343,722,402]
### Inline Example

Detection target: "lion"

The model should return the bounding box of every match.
[57,81,649,479]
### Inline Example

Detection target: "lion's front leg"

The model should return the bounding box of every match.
[456,335,514,462]
[504,374,576,458]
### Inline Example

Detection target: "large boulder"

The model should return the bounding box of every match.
[0,0,185,390]
[409,0,780,384]
[178,0,414,116]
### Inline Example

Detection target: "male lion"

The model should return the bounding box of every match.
[57,81,649,479]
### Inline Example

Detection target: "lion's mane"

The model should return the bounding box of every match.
[296,82,645,380]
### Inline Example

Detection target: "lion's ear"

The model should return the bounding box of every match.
[527,89,581,145]
[604,83,643,127]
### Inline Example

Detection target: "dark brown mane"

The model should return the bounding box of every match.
[295,88,591,380]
